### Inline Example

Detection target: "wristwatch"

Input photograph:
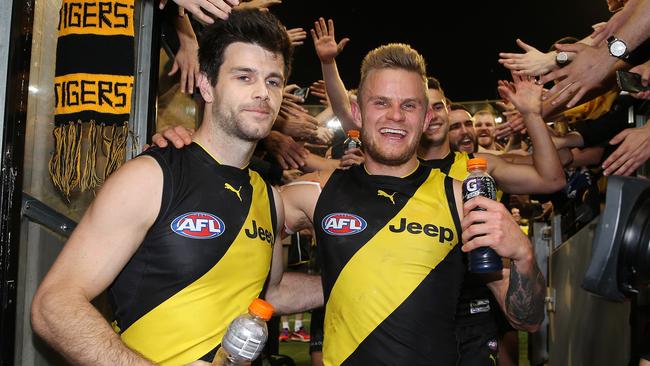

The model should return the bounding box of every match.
[607,36,629,60]
[555,51,570,66]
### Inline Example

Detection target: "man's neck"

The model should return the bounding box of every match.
[417,141,451,161]
[364,156,420,177]
[193,117,256,168]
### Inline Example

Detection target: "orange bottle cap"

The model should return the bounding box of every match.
[347,130,360,138]
[249,298,274,321]
[467,157,488,171]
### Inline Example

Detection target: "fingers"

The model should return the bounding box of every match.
[327,18,336,39]
[516,38,534,51]
[168,60,179,76]
[610,128,632,146]
[462,196,502,217]
[151,133,169,148]
[314,18,324,38]
[337,38,350,53]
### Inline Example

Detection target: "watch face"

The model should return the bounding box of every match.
[610,40,627,57]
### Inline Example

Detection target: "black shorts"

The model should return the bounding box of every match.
[309,307,324,353]
[456,321,499,366]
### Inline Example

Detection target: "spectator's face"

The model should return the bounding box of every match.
[210,42,285,141]
[511,207,521,223]
[448,109,476,153]
[355,68,430,166]
[421,88,449,147]
[474,114,496,149]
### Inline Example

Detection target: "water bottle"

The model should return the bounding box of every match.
[462,157,503,273]
[212,298,274,366]
[343,130,362,151]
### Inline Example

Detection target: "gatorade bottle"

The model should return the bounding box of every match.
[212,298,274,366]
[462,157,503,273]
[343,130,362,151]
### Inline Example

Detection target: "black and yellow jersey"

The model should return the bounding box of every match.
[314,163,464,365]
[421,151,503,201]
[108,143,277,365]
[420,150,472,181]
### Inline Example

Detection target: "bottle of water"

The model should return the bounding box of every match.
[343,130,362,151]
[212,298,274,366]
[462,157,503,273]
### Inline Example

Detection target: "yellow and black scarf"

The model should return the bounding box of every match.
[50,0,134,199]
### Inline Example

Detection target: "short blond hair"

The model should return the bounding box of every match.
[357,43,428,105]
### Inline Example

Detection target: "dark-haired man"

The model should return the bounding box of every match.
[31,9,321,366]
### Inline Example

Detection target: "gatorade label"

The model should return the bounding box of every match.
[462,176,497,202]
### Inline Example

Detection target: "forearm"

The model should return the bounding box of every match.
[617,0,650,50]
[174,14,197,46]
[321,61,356,131]
[265,272,323,315]
[524,112,565,189]
[505,256,546,332]
[301,153,339,173]
[32,290,152,366]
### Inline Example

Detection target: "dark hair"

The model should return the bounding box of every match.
[198,9,293,86]
[427,76,447,99]
[449,103,471,113]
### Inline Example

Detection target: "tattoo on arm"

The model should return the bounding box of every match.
[506,260,546,328]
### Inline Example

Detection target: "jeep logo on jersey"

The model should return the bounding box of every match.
[321,213,367,236]
[389,218,454,244]
[170,212,225,239]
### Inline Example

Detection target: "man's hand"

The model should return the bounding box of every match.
[263,131,308,169]
[274,113,319,140]
[462,196,545,331]
[310,80,329,106]
[310,127,334,145]
[151,126,195,149]
[539,42,617,108]
[602,122,650,176]
[461,196,531,262]
[498,39,557,77]
[629,59,650,100]
[161,0,240,24]
[169,35,200,94]
[286,27,307,46]
[497,73,543,118]
[311,17,349,64]
[339,147,364,169]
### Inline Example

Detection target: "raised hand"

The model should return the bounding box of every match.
[497,73,543,117]
[310,80,329,105]
[286,28,307,47]
[498,39,556,77]
[538,42,616,108]
[162,0,240,24]
[311,17,349,64]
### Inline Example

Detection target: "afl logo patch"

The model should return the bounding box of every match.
[171,212,225,239]
[321,213,367,236]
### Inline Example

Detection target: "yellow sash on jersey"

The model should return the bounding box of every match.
[121,171,274,365]
[323,171,458,366]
